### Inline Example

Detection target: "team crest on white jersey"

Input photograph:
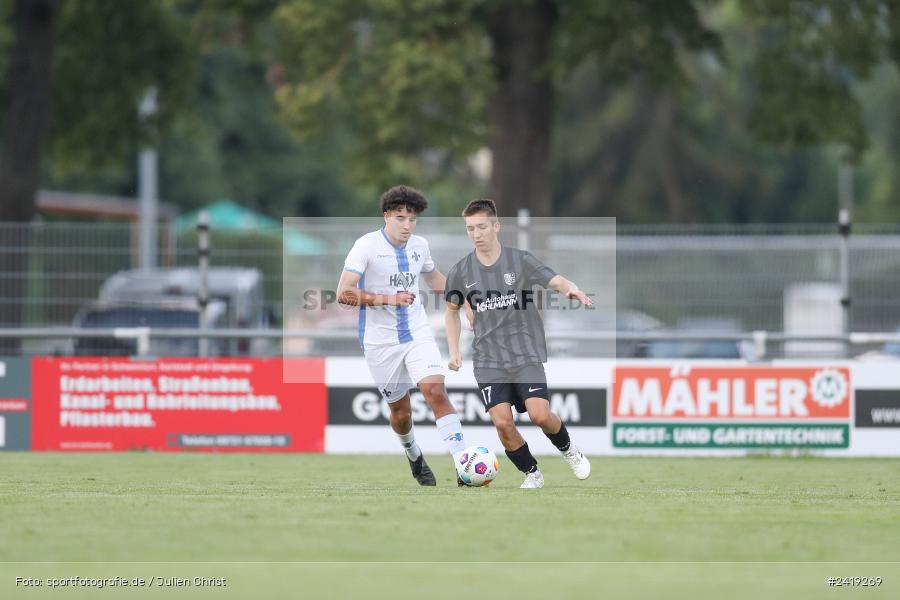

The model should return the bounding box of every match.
[504,272,516,285]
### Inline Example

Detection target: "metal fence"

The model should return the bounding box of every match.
[2,220,900,357]
[2,326,900,361]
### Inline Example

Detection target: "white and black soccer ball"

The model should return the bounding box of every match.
[457,446,500,487]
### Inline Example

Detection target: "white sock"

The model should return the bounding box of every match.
[397,428,422,461]
[435,413,466,458]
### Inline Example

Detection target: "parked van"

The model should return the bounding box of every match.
[74,267,271,356]
[73,297,229,356]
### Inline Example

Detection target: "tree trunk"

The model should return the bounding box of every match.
[486,0,558,218]
[0,0,61,352]
[652,91,690,222]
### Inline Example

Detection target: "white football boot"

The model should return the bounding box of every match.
[563,444,591,480]
[520,469,544,489]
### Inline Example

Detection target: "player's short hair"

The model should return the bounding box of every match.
[462,198,497,218]
[381,185,428,214]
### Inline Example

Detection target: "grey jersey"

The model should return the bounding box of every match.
[445,246,556,369]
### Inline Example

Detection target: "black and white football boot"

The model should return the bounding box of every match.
[408,454,437,486]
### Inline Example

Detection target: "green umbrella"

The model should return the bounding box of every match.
[177,200,325,255]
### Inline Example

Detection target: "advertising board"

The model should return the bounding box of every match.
[30,358,326,452]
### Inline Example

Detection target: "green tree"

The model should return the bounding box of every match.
[272,0,717,216]
[0,0,194,343]
[553,1,900,224]
[40,1,372,219]
[272,0,900,218]
[157,44,368,218]
[740,0,894,158]
[273,0,494,204]
[552,19,835,222]
[49,0,194,170]
[0,0,60,347]
[854,65,900,223]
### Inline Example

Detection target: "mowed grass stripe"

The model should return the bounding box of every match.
[1,454,898,563]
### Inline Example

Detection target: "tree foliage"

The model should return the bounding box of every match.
[34,0,368,218]
[48,0,194,169]
[5,0,900,223]
[272,0,719,213]
[553,1,900,223]
[273,0,493,187]
[740,0,897,159]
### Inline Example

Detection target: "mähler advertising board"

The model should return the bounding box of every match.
[611,365,852,449]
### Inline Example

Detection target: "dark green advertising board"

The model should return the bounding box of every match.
[0,357,31,450]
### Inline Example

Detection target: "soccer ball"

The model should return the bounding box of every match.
[457,446,500,487]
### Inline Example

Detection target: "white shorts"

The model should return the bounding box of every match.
[364,337,445,402]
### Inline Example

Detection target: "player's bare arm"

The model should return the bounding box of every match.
[548,274,593,307]
[463,301,474,329]
[427,269,474,330]
[423,269,474,328]
[445,301,463,371]
[421,269,447,293]
[336,270,415,307]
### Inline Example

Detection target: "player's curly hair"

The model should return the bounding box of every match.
[380,185,428,214]
[462,198,497,218]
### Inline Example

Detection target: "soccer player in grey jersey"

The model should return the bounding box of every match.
[444,199,592,489]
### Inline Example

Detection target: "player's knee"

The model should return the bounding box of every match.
[493,418,517,440]
[388,403,411,423]
[419,382,448,404]
[390,408,411,428]
[528,409,553,429]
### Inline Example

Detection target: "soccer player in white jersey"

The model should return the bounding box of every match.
[337,185,468,486]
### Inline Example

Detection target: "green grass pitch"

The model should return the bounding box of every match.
[2,453,899,599]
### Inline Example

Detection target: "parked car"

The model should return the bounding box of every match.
[883,327,900,357]
[544,307,664,358]
[73,298,229,356]
[857,326,900,361]
[306,307,364,357]
[74,267,271,356]
[634,317,751,359]
[100,267,268,326]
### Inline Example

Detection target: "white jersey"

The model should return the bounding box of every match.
[343,228,436,348]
